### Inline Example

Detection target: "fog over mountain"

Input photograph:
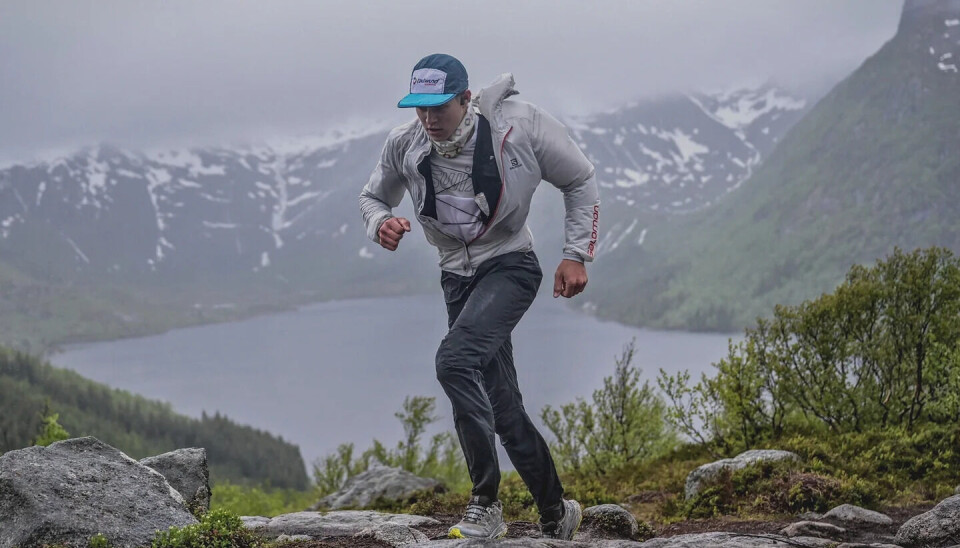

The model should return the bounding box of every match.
[0,1,903,164]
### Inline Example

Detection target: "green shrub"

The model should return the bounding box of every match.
[675,460,882,520]
[780,424,959,502]
[542,339,678,475]
[34,404,70,447]
[561,475,621,508]
[152,509,260,548]
[660,247,960,456]
[498,472,537,521]
[408,491,470,517]
[88,533,110,548]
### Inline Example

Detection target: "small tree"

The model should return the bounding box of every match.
[34,402,70,447]
[312,443,368,497]
[312,396,469,495]
[542,339,677,475]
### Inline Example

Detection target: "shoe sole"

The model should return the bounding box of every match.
[448,522,508,539]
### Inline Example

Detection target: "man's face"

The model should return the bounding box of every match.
[416,90,471,141]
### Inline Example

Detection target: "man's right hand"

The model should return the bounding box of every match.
[378,217,411,251]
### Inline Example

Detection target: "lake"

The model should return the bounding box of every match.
[52,294,736,470]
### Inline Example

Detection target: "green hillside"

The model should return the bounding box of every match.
[592,4,960,332]
[0,346,309,489]
[0,258,313,354]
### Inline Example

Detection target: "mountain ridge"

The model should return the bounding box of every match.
[0,83,810,349]
[589,0,960,331]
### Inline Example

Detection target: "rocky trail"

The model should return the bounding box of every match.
[2,438,958,548]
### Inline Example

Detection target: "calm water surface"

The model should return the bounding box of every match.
[53,295,736,468]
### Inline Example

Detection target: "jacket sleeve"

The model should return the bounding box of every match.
[530,106,600,263]
[359,135,407,244]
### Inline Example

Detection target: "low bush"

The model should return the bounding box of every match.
[678,460,879,519]
[152,509,260,548]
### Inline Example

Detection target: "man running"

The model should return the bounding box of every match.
[359,53,599,540]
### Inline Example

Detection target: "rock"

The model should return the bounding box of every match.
[895,495,960,547]
[824,504,894,526]
[356,522,429,547]
[955,485,960,495]
[415,540,593,547]
[276,534,312,542]
[0,437,197,548]
[581,504,641,539]
[790,538,843,548]
[799,511,825,521]
[837,542,903,548]
[312,465,442,509]
[241,516,271,529]
[684,449,800,499]
[638,532,804,547]
[141,447,211,513]
[780,520,847,539]
[246,510,439,539]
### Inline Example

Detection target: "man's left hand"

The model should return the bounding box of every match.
[554,259,587,298]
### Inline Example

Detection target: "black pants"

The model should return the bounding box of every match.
[436,250,564,515]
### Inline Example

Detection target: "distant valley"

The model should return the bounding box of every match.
[0,82,809,350]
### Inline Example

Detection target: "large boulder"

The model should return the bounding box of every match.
[312,465,442,509]
[140,447,211,513]
[0,437,197,548]
[684,449,801,500]
[895,494,960,547]
[243,510,439,540]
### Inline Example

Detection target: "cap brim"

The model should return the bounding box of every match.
[397,93,456,108]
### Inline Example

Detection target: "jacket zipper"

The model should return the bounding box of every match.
[467,126,512,246]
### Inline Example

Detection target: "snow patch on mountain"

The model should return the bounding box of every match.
[694,87,807,131]
[933,19,959,73]
[64,236,91,264]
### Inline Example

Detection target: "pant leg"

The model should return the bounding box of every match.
[483,334,565,513]
[436,251,542,502]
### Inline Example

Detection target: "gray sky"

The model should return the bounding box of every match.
[0,0,903,164]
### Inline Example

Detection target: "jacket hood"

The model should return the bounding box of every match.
[475,73,519,132]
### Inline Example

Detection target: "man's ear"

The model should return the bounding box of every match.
[460,89,472,105]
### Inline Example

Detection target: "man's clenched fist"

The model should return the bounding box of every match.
[554,259,588,298]
[378,217,411,251]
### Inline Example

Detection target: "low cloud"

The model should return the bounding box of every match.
[0,0,903,162]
